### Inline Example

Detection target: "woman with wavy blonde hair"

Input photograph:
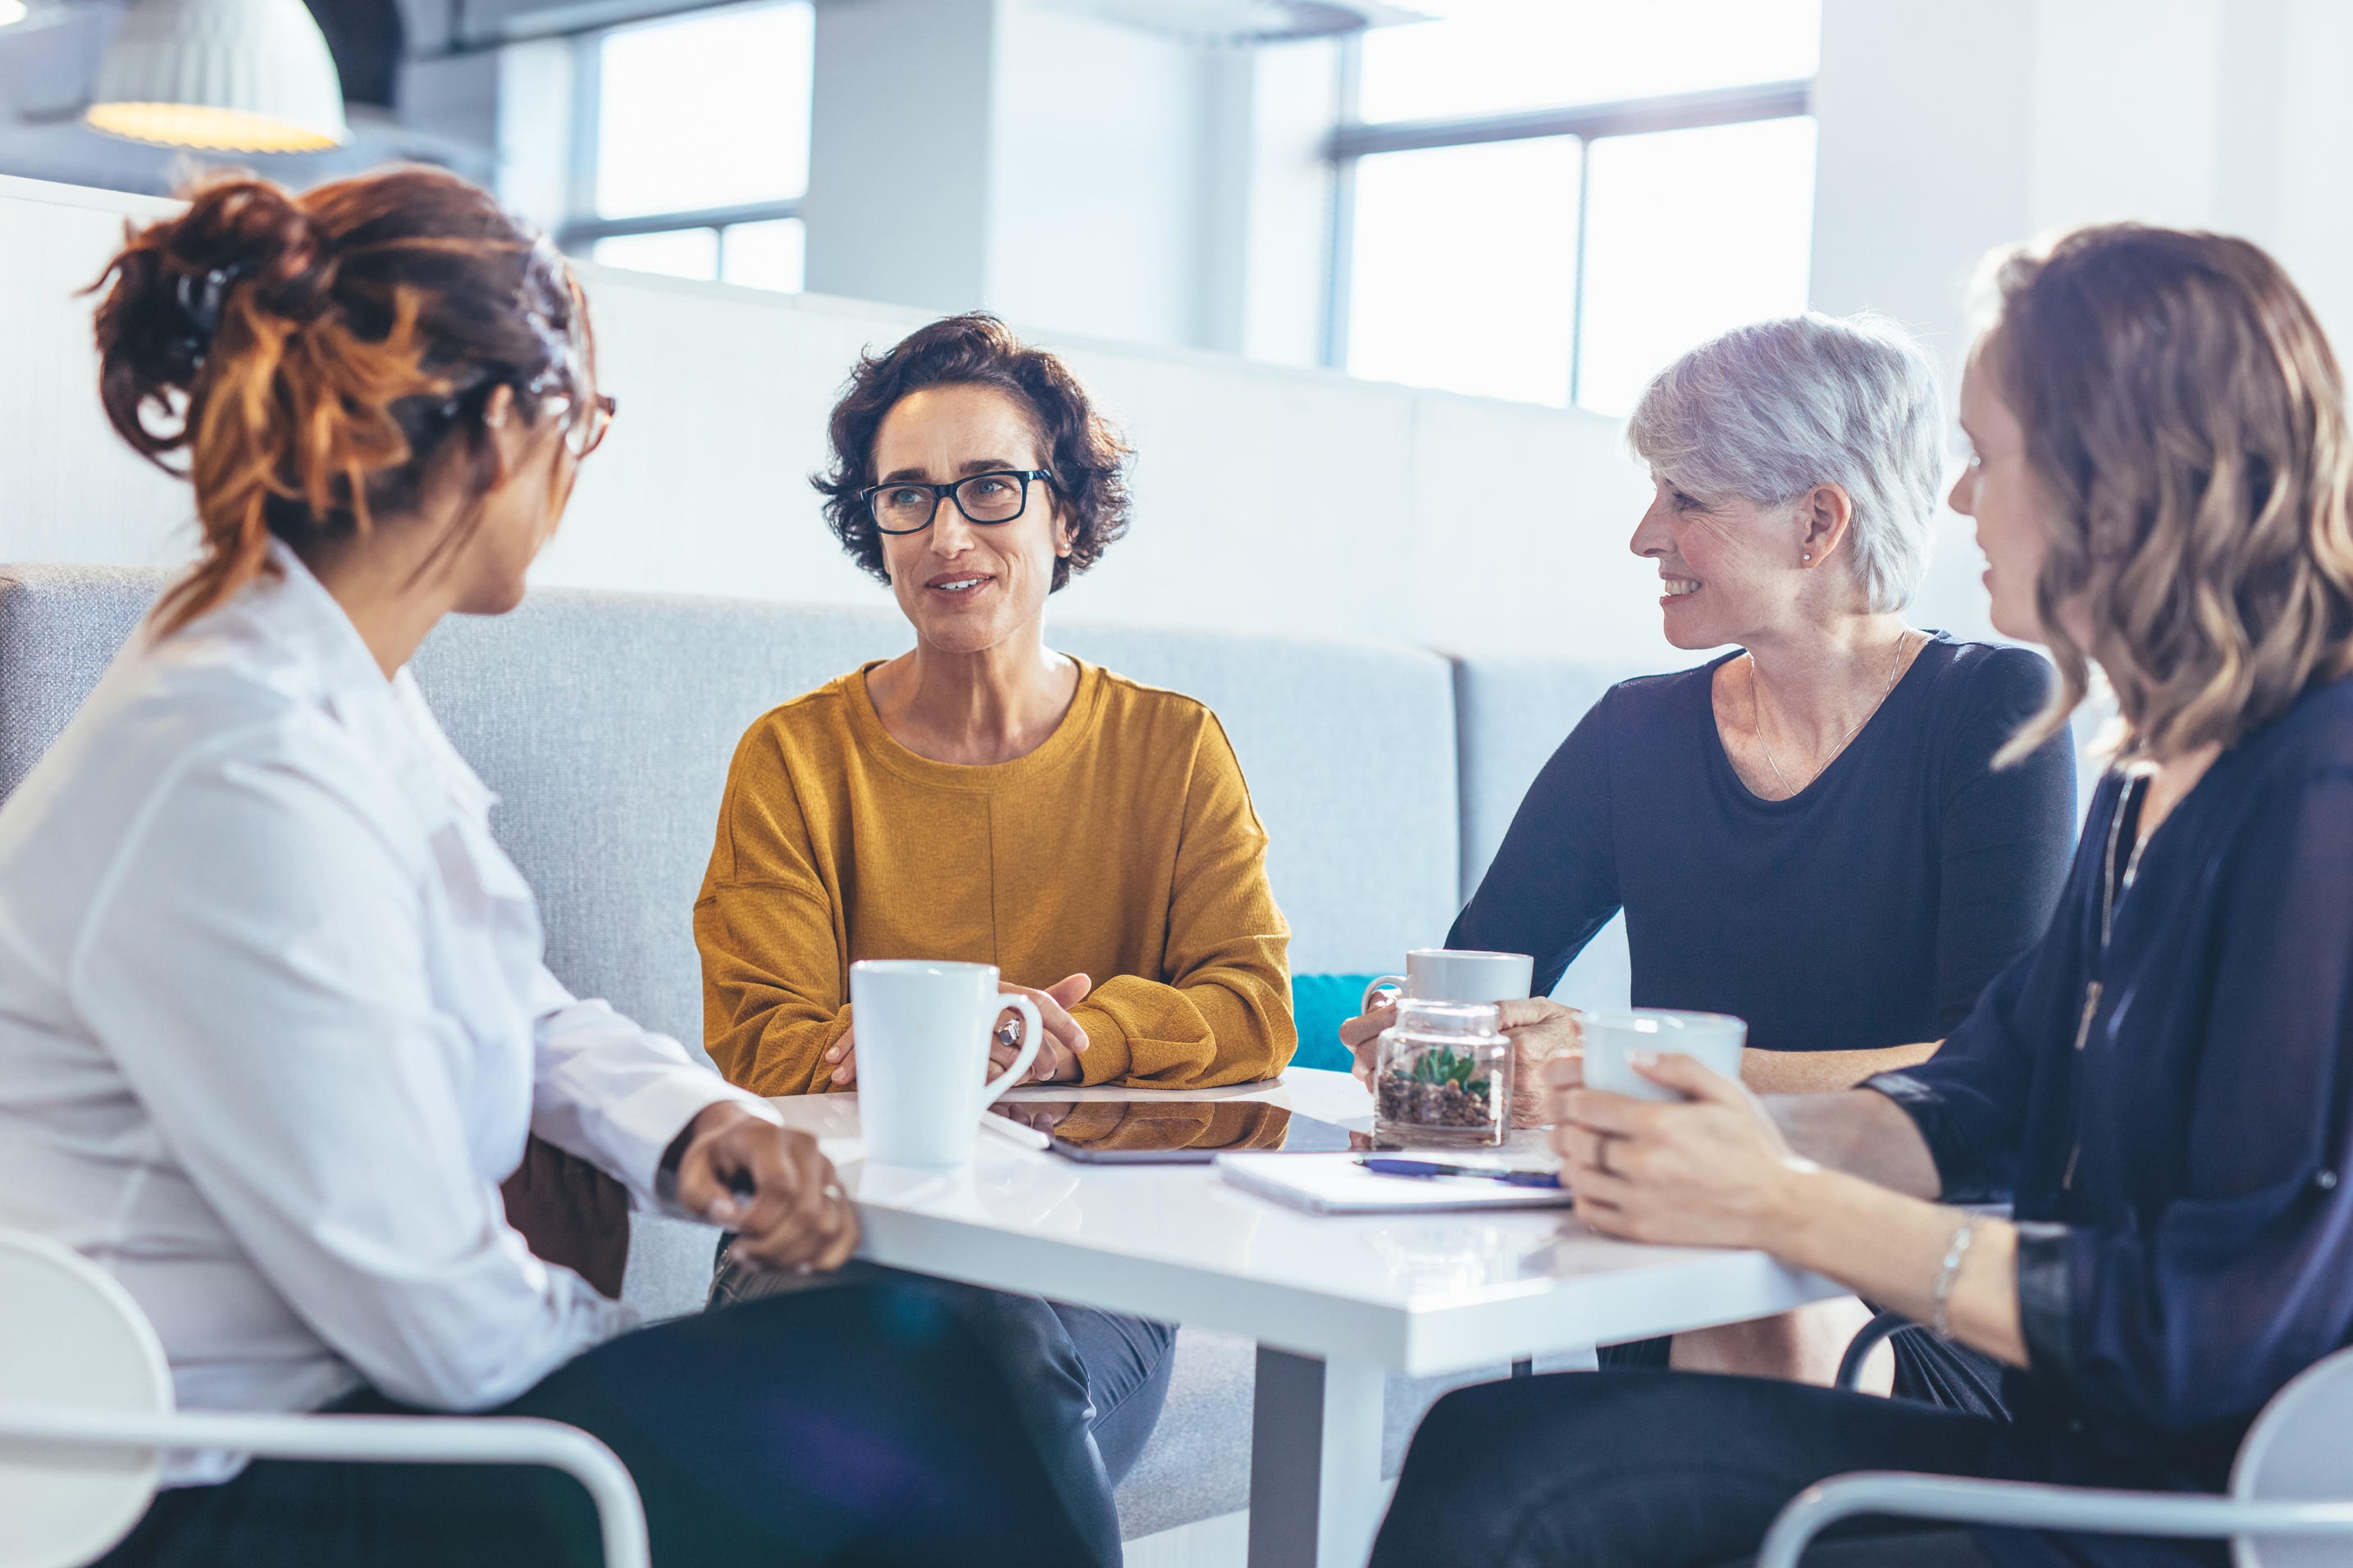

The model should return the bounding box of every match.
[1374,224,2353,1568]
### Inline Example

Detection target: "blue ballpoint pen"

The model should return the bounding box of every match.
[1356,1156,1562,1188]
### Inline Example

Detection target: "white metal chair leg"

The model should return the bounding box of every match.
[1757,1473,2353,1568]
[0,1404,650,1568]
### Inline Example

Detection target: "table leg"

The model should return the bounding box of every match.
[1247,1346,1387,1568]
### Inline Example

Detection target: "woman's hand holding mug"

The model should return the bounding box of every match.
[1545,1048,1808,1250]
[1494,996,1581,1128]
[1343,987,1572,1128]
[827,971,1090,1087]
[1338,990,1400,1087]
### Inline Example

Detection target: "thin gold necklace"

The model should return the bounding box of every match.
[1750,631,1915,798]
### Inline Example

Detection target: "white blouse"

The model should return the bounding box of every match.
[0,545,773,1484]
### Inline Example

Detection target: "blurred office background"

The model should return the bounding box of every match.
[5,0,2351,663]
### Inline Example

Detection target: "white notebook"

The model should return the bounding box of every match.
[1214,1152,1576,1215]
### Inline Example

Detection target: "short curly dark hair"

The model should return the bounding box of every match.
[812,313,1133,591]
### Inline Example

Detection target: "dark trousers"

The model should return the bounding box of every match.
[711,1246,1176,1497]
[98,1282,1115,1568]
[1600,1318,2009,1418]
[1371,1370,2022,1568]
[945,1289,1176,1488]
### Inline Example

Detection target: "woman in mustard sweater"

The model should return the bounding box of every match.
[695,312,1295,1514]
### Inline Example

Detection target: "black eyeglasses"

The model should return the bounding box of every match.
[860,469,1053,536]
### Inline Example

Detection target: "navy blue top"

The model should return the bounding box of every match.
[1451,636,2078,1051]
[1872,675,2353,1566]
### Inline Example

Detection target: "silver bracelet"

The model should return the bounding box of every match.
[1931,1215,1981,1340]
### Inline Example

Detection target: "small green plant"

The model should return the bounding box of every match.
[1401,1045,1489,1098]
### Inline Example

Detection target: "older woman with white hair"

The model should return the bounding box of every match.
[1344,312,2077,1406]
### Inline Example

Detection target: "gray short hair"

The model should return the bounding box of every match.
[1626,312,1945,613]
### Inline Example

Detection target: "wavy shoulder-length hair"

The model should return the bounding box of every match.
[1983,224,2353,765]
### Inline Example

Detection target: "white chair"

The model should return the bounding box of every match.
[0,1229,650,1568]
[1761,1342,2353,1568]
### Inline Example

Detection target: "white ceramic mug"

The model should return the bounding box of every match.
[1361,949,1535,1015]
[851,960,1042,1169]
[1580,1009,1747,1102]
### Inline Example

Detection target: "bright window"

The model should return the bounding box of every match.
[571,1,813,293]
[719,217,808,292]
[1346,139,1580,405]
[1574,117,1818,416]
[1338,0,1820,413]
[591,229,718,281]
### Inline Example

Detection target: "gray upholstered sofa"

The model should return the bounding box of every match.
[0,563,1632,1542]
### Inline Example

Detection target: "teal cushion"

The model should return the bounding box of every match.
[1288,973,1382,1073]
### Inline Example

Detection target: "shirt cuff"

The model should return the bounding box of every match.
[1862,1069,1995,1202]
[2013,1220,2075,1379]
[1070,1003,1132,1086]
[604,1071,782,1213]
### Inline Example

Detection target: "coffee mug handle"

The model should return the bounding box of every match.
[1361,975,1407,1016]
[979,995,1044,1108]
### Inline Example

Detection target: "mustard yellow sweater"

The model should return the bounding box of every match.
[695,660,1296,1096]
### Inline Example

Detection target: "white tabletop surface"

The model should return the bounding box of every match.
[770,1068,1842,1376]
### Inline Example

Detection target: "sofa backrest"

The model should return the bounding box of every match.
[0,566,1461,1053]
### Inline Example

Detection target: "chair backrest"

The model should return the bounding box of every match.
[0,566,1464,1051]
[0,1229,173,1568]
[2232,1343,2353,1568]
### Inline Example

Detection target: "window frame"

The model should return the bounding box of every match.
[1322,42,1813,405]
[554,2,809,289]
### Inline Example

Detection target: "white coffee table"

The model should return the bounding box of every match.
[767,1069,1842,1568]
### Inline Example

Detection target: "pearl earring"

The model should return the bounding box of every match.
[1802,552,1813,563]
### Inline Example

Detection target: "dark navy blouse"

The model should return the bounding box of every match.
[1872,675,2353,1567]
[1451,636,2079,1051]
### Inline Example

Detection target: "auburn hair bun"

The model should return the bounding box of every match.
[89,166,592,633]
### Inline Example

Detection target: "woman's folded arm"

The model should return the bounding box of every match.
[695,730,855,1096]
[1074,715,1293,1088]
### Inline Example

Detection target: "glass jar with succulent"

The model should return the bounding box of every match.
[1373,999,1512,1148]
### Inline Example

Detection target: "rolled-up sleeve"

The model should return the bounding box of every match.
[71,731,630,1413]
[1865,948,2045,1204]
[525,974,777,1214]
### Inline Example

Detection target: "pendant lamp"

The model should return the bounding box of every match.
[85,0,348,153]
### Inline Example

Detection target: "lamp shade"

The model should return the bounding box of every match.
[86,0,348,153]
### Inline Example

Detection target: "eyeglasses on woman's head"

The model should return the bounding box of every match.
[537,388,618,458]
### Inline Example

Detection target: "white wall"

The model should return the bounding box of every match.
[801,0,1001,315]
[801,0,1321,358]
[1810,0,2353,643]
[0,171,1667,667]
[983,2,1213,347]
